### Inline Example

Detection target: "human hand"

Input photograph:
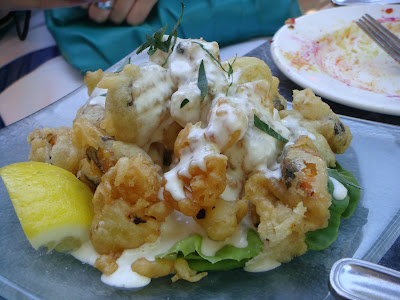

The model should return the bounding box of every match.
[85,0,158,25]
[0,0,104,10]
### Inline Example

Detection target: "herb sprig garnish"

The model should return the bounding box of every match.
[115,57,131,73]
[136,2,184,66]
[198,60,208,101]
[254,114,288,143]
[192,41,236,94]
[328,168,361,189]
[180,98,190,108]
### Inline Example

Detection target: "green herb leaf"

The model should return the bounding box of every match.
[115,57,131,73]
[227,55,237,78]
[100,93,107,97]
[328,166,361,189]
[198,60,208,101]
[136,1,184,66]
[156,230,262,271]
[254,114,288,143]
[328,162,361,218]
[180,98,189,108]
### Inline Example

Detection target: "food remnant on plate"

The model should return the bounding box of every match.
[282,17,400,96]
[1,5,360,289]
[285,18,296,26]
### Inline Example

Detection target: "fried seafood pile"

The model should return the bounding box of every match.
[27,37,352,283]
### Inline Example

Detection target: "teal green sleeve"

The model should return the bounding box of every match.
[44,0,301,73]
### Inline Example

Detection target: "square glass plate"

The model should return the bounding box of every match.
[1,45,400,300]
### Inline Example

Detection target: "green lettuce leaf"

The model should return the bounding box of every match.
[328,162,361,219]
[157,230,262,271]
[306,162,360,250]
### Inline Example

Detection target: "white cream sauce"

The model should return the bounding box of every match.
[243,252,281,273]
[329,176,348,200]
[71,210,250,288]
[281,114,316,145]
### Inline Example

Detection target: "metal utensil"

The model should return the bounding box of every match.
[356,13,400,63]
[330,258,400,299]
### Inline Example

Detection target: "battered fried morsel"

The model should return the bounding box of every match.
[77,140,151,191]
[244,172,308,262]
[90,155,172,254]
[84,69,104,95]
[95,63,176,148]
[132,257,207,282]
[224,57,287,111]
[163,145,228,217]
[281,89,352,154]
[131,258,174,278]
[94,253,121,275]
[245,136,331,262]
[195,198,248,241]
[171,258,208,283]
[28,127,84,175]
[158,39,229,127]
[271,136,331,231]
[163,98,248,218]
[72,110,152,190]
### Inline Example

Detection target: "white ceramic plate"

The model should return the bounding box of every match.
[271,5,400,116]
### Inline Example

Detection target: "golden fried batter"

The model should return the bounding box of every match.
[171,258,207,283]
[244,171,308,262]
[225,57,287,111]
[270,136,331,231]
[131,258,174,278]
[90,155,172,254]
[94,253,121,275]
[195,198,248,241]
[163,153,227,217]
[28,127,84,175]
[244,136,331,262]
[282,89,352,154]
[96,64,176,148]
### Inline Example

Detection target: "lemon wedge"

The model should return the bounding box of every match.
[0,162,94,251]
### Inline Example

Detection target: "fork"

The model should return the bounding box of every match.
[356,13,400,63]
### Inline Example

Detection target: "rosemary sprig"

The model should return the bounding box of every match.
[136,2,184,66]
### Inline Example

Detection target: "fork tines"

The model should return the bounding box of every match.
[356,13,400,63]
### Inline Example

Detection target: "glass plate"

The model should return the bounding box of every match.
[1,46,400,300]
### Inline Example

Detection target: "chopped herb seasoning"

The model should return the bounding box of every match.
[254,114,288,143]
[198,60,208,101]
[180,98,190,108]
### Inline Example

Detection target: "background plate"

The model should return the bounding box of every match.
[271,4,400,116]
